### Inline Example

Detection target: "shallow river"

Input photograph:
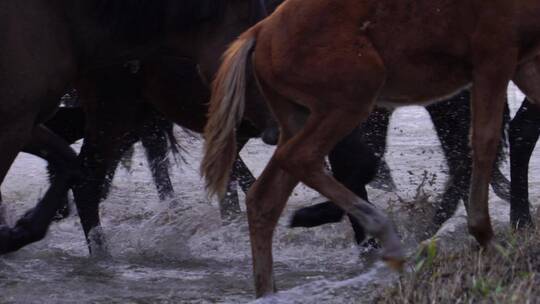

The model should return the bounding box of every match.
[0,85,537,303]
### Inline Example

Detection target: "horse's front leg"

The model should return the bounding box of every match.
[468,43,517,245]
[72,96,139,256]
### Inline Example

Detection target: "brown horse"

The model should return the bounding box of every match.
[203,0,540,297]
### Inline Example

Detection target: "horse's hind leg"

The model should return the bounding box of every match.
[0,193,4,225]
[290,126,379,245]
[218,139,252,222]
[361,107,396,192]
[273,108,403,258]
[246,157,299,296]
[233,156,256,193]
[511,58,540,227]
[243,88,303,296]
[512,59,540,225]
[427,92,472,226]
[1,125,78,254]
[330,127,379,244]
[256,39,403,271]
[74,128,136,255]
[508,101,537,224]
[508,98,539,228]
[0,117,32,230]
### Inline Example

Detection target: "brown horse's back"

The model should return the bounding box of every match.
[365,0,475,103]
[260,0,520,106]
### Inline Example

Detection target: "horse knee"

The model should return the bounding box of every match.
[275,147,321,181]
[471,135,500,166]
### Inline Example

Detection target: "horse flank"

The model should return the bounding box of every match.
[201,28,259,198]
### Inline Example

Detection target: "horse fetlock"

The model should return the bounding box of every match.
[348,200,388,233]
[348,200,405,265]
[378,222,406,269]
[467,217,494,247]
[510,211,534,230]
[88,227,110,258]
[0,225,15,254]
[254,273,276,298]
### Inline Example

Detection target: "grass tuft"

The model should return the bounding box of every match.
[376,228,540,303]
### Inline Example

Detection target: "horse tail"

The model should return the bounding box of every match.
[496,102,511,165]
[201,27,259,198]
[163,121,185,165]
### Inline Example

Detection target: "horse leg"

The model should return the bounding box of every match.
[73,113,137,255]
[511,57,540,227]
[330,127,379,244]
[0,109,35,222]
[272,107,403,256]
[261,64,402,267]
[233,135,256,194]
[247,156,299,296]
[1,125,79,254]
[0,192,4,226]
[243,87,304,296]
[427,92,472,226]
[467,47,516,245]
[233,156,256,193]
[362,107,396,192]
[42,107,86,220]
[140,114,175,201]
[290,126,379,245]
[48,160,71,221]
[219,138,253,221]
[508,99,539,228]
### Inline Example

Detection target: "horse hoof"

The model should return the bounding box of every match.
[381,242,406,271]
[468,224,494,248]
[511,213,534,230]
[382,256,406,271]
[52,205,71,222]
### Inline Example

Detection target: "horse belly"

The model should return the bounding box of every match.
[378,58,472,107]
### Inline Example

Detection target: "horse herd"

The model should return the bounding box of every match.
[1,0,540,298]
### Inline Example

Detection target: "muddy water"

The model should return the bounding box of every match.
[0,86,535,303]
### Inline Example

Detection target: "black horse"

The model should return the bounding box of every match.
[46,105,181,218]
[0,0,269,254]
[509,98,540,228]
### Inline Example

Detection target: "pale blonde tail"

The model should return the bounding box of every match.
[201,29,258,198]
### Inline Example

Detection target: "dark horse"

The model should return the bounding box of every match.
[46,105,181,218]
[71,39,376,245]
[0,0,269,255]
[203,0,540,297]
[509,97,540,228]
